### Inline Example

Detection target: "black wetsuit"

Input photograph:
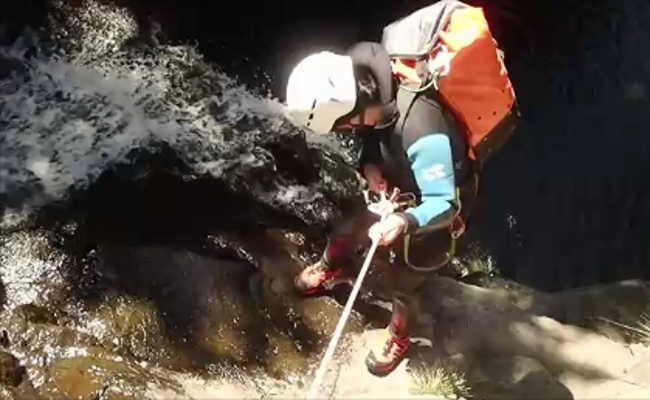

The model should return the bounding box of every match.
[319,42,478,337]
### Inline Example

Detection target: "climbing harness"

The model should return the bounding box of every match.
[401,186,468,272]
[305,191,397,400]
[363,186,469,273]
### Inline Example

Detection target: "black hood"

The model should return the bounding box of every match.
[347,41,399,127]
[346,41,397,106]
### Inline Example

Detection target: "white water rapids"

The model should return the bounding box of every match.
[0,0,362,232]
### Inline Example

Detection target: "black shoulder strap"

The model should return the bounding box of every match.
[395,88,420,134]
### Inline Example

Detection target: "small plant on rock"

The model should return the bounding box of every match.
[638,313,650,343]
[408,362,472,399]
[597,311,650,344]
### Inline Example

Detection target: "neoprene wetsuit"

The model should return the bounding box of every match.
[315,42,478,338]
[349,39,473,236]
[359,86,473,236]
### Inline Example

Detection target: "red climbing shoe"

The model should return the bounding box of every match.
[365,328,411,377]
[293,260,345,296]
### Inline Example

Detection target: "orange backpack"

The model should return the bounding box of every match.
[382,0,519,167]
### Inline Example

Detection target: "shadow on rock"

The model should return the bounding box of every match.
[462,274,650,343]
[221,229,369,377]
[469,355,574,400]
[87,244,270,371]
[74,233,372,381]
[58,164,306,249]
[402,276,650,399]
[72,234,359,376]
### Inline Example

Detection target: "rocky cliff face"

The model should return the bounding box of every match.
[1,0,650,398]
[6,0,642,291]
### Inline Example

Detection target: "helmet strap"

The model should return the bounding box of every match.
[374,99,399,130]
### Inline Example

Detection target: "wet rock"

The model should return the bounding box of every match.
[13,304,58,325]
[0,351,25,387]
[0,305,125,387]
[263,328,311,380]
[0,230,72,310]
[0,387,16,399]
[90,245,274,371]
[40,356,181,400]
[1,307,102,353]
[417,277,649,390]
[248,270,366,379]
[0,386,34,400]
[76,296,177,367]
[470,356,572,400]
[205,231,267,269]
[1,0,354,230]
[246,229,367,347]
[298,297,365,340]
[309,144,365,210]
[0,54,26,81]
[454,276,650,342]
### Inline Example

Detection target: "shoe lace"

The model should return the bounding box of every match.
[302,262,342,288]
[382,335,410,357]
[320,269,343,290]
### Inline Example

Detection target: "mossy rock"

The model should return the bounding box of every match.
[2,320,110,357]
[192,282,270,369]
[12,304,58,325]
[252,273,364,346]
[263,328,311,380]
[0,386,30,400]
[0,377,42,400]
[40,356,181,400]
[80,296,177,365]
[0,351,24,387]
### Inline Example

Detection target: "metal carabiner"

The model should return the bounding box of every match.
[395,192,417,209]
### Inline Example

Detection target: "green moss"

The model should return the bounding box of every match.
[41,356,181,400]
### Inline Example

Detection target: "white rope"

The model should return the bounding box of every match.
[305,235,382,400]
[307,191,399,400]
[307,190,399,400]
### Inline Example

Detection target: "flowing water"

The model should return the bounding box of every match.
[0,1,373,397]
[2,0,650,398]
[0,0,367,231]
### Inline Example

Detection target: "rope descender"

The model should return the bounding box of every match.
[363,188,416,216]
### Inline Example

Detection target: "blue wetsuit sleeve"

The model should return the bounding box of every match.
[400,134,456,231]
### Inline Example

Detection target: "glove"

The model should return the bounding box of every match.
[368,213,407,247]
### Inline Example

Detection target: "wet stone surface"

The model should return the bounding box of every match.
[1,0,650,398]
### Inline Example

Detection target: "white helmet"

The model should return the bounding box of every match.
[285,51,357,134]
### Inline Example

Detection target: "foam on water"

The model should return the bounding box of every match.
[0,0,325,228]
[0,2,369,396]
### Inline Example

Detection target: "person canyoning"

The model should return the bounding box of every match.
[284,0,519,377]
